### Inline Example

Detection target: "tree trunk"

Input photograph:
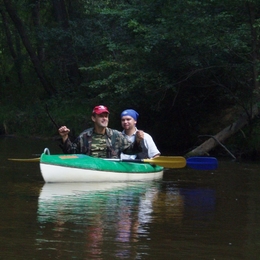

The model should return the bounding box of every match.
[52,0,81,88]
[247,1,260,93]
[2,0,57,96]
[185,104,260,157]
[0,9,24,87]
[31,0,45,62]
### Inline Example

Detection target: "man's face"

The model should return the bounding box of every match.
[92,113,109,128]
[121,116,136,130]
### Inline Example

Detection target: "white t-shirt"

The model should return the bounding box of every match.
[120,128,160,159]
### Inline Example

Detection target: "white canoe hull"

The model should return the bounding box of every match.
[40,163,164,183]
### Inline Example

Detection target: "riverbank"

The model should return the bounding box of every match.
[1,100,260,160]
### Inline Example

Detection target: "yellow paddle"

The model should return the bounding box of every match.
[108,156,187,168]
[141,156,187,168]
[8,155,187,168]
[8,157,40,162]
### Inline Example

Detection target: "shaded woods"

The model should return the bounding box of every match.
[0,0,260,159]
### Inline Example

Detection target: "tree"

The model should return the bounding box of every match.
[51,0,81,88]
[1,0,57,96]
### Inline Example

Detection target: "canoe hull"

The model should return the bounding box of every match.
[40,163,163,182]
[40,153,164,183]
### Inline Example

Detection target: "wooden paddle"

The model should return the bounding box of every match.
[8,155,218,170]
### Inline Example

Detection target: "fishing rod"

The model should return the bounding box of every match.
[45,104,76,143]
[45,104,59,130]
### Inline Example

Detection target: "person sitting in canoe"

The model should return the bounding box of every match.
[58,105,144,158]
[120,109,160,160]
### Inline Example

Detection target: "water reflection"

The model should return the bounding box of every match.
[180,188,216,225]
[36,181,185,258]
[35,181,218,259]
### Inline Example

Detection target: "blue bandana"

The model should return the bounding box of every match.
[121,109,139,121]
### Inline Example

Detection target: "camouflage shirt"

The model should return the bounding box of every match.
[61,127,142,158]
[91,133,107,158]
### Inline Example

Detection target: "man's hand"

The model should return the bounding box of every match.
[135,130,144,143]
[58,126,70,142]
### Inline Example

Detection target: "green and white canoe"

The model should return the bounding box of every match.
[40,149,164,183]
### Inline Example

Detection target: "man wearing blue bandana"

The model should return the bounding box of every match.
[120,109,160,159]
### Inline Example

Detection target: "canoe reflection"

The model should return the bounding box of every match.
[37,182,164,224]
[39,182,133,197]
[36,182,185,258]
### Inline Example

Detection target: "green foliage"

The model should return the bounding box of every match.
[1,0,260,153]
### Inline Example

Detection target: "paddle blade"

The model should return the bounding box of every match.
[8,157,40,162]
[144,156,186,168]
[186,157,218,170]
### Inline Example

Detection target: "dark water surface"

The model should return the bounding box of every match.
[1,136,260,259]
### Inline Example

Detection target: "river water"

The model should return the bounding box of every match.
[1,136,260,259]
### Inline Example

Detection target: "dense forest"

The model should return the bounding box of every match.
[0,0,260,158]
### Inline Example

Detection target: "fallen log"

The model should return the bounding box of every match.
[185,104,260,158]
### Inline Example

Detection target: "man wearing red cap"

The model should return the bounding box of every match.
[58,105,143,158]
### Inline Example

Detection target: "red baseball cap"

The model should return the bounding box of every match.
[92,105,110,114]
